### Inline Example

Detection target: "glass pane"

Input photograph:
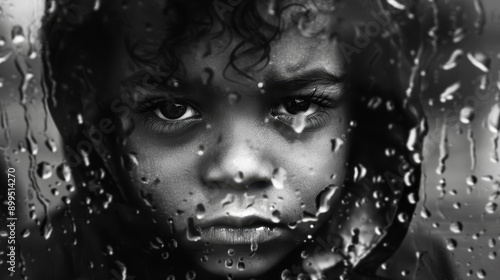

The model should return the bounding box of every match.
[0,0,499,279]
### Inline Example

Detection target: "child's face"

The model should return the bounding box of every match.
[102,11,350,278]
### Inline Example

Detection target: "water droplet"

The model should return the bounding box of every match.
[51,188,59,196]
[166,275,175,280]
[271,168,287,189]
[317,185,337,214]
[387,0,406,10]
[466,175,477,186]
[45,138,57,152]
[227,248,235,256]
[281,269,292,280]
[487,103,500,134]
[22,229,30,238]
[467,52,490,72]
[201,255,208,262]
[225,259,233,268]
[186,218,201,242]
[43,222,53,240]
[234,171,244,183]
[168,239,178,249]
[485,202,497,214]
[272,210,281,223]
[442,49,463,70]
[250,239,258,253]
[221,194,235,207]
[160,251,169,260]
[243,192,256,208]
[197,145,205,156]
[37,162,52,179]
[237,261,245,271]
[353,164,367,182]
[331,137,344,153]
[0,49,12,64]
[122,153,139,171]
[460,107,475,124]
[62,196,71,205]
[196,204,206,219]
[450,221,463,233]
[186,270,196,280]
[367,96,382,109]
[227,93,240,105]
[11,25,25,44]
[397,212,409,223]
[291,112,307,133]
[440,82,461,103]
[436,122,449,175]
[477,269,486,279]
[56,163,71,182]
[408,193,417,204]
[446,238,457,251]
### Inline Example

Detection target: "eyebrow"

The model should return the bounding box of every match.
[264,69,346,93]
[122,69,187,92]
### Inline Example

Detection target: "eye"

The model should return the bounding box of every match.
[274,98,320,116]
[154,100,199,120]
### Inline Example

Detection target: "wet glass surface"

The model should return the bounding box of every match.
[0,0,499,279]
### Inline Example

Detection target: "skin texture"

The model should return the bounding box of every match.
[97,16,353,278]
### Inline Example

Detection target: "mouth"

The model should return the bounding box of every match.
[195,215,286,245]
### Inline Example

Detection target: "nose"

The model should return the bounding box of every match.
[202,121,274,191]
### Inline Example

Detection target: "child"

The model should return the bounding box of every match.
[40,0,432,279]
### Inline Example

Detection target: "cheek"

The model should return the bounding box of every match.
[118,133,206,221]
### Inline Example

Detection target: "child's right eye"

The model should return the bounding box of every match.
[135,98,203,135]
[153,100,200,121]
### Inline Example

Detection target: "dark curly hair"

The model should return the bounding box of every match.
[41,0,427,279]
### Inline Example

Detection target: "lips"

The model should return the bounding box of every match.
[194,215,286,245]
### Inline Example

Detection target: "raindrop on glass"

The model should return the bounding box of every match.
[291,112,307,134]
[450,221,463,233]
[460,107,475,124]
[271,167,287,189]
[37,162,52,179]
[272,210,281,223]
[485,202,497,214]
[476,269,486,279]
[186,218,201,242]
[196,204,206,219]
[186,270,196,280]
[446,238,457,251]
[11,25,25,44]
[440,82,461,103]
[234,171,244,184]
[467,52,490,72]
[45,138,57,153]
[56,163,71,182]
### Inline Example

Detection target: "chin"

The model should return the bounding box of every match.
[184,242,294,279]
[197,255,278,279]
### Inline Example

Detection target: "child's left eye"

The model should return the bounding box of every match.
[153,101,200,120]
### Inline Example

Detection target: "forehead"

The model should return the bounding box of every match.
[178,31,346,83]
[117,1,346,85]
